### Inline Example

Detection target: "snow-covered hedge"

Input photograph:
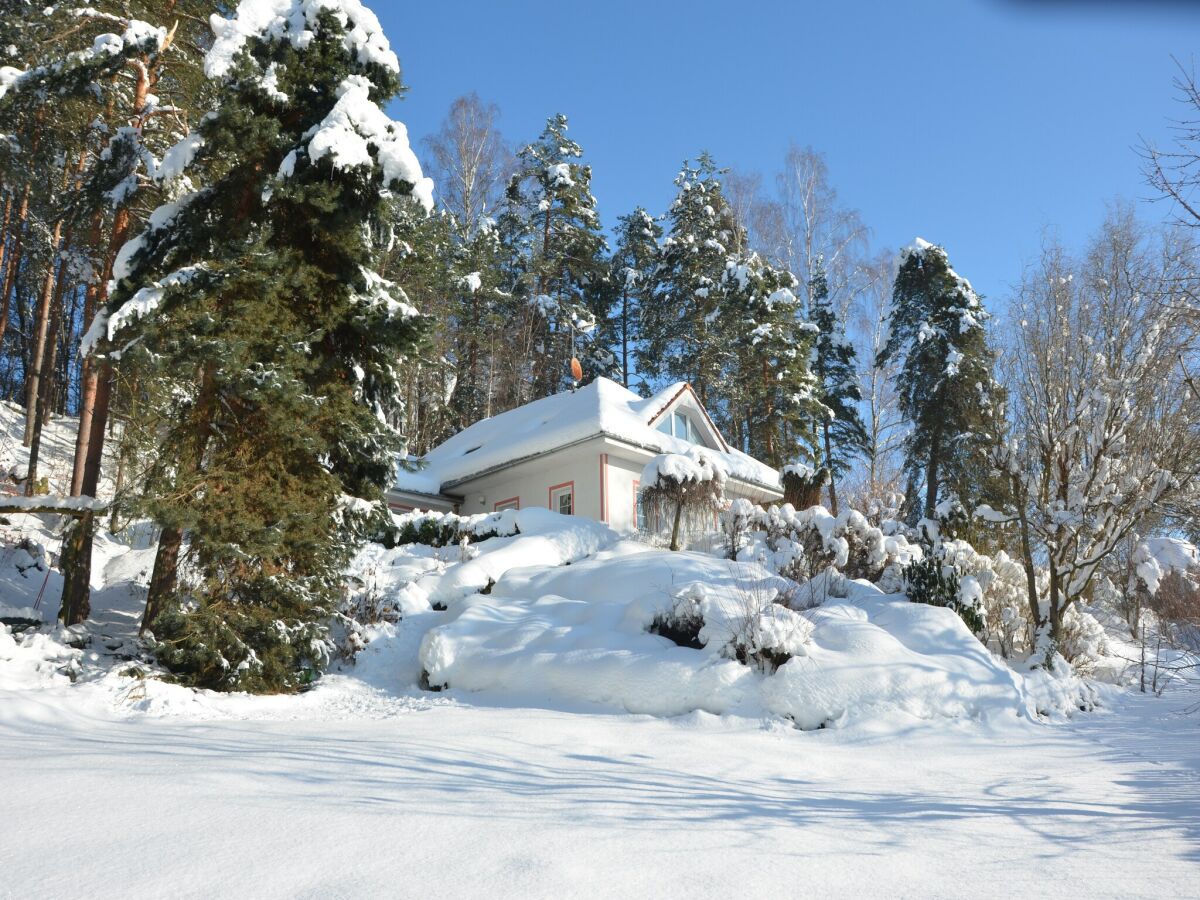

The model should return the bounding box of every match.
[726,500,920,590]
[386,508,520,548]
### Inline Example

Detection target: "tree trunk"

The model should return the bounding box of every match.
[141,365,219,630]
[23,218,66,448]
[669,499,684,552]
[823,420,838,516]
[1017,514,1041,628]
[621,286,629,388]
[1048,564,1063,644]
[923,422,942,520]
[25,270,65,493]
[57,362,112,625]
[0,183,31,351]
[0,192,12,295]
[141,525,182,635]
[57,511,94,626]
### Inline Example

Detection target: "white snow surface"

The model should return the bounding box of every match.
[2,419,1194,895]
[393,377,780,494]
[415,538,1070,728]
[2,627,1198,897]
[1,468,1197,896]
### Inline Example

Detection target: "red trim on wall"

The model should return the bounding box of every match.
[599,453,608,522]
[548,481,575,515]
[494,495,520,511]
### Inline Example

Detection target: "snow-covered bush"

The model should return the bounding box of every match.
[385,509,519,548]
[726,501,920,589]
[648,580,811,674]
[1055,604,1112,675]
[903,553,984,634]
[935,541,1031,658]
[640,448,726,551]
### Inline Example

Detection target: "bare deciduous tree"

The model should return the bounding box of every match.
[985,210,1200,644]
[421,93,512,227]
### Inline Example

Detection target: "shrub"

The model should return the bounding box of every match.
[903,554,985,634]
[725,501,920,588]
[648,580,812,674]
[640,450,726,551]
[381,509,518,548]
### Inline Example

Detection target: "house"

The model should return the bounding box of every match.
[387,376,783,533]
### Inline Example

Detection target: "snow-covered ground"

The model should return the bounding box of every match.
[2,413,1197,897]
[2,682,1198,898]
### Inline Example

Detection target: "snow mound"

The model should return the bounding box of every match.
[417,545,1047,727]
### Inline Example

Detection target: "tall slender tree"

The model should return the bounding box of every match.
[641,154,740,407]
[608,208,660,390]
[808,256,867,514]
[501,114,607,399]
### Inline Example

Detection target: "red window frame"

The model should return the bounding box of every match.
[494,495,520,511]
[548,480,575,516]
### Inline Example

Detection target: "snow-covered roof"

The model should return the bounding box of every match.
[395,377,781,494]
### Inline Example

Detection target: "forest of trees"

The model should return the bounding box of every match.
[0,1,1196,691]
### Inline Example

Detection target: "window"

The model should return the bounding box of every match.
[633,481,647,532]
[494,496,519,511]
[549,482,574,516]
[658,409,703,444]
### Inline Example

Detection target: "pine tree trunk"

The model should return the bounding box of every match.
[923,422,942,520]
[141,525,182,635]
[0,183,31,351]
[24,217,67,449]
[761,357,776,465]
[0,192,12,295]
[621,286,629,388]
[25,269,65,493]
[57,362,113,625]
[57,511,94,626]
[141,365,218,630]
[823,420,838,516]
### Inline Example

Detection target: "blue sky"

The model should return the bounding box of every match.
[380,0,1200,306]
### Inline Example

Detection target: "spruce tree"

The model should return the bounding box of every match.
[502,114,607,398]
[722,251,819,467]
[86,0,432,691]
[809,256,868,514]
[642,154,741,407]
[608,207,661,390]
[878,239,998,525]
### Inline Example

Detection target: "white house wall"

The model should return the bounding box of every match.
[399,436,783,534]
[452,441,607,521]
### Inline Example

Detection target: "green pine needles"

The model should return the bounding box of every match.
[88,3,432,692]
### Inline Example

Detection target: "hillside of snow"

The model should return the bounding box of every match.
[0,408,1193,898]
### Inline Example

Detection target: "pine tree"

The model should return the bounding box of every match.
[722,250,819,468]
[878,239,999,525]
[85,0,433,691]
[808,256,867,514]
[642,154,741,408]
[502,114,607,399]
[0,3,210,625]
[608,207,660,390]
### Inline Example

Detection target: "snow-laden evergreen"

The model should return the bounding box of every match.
[81,0,434,690]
